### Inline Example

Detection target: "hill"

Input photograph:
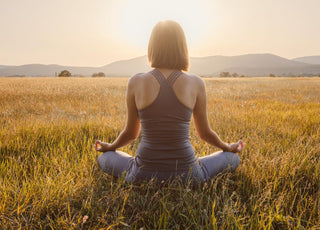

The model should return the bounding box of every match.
[1,54,320,77]
[189,53,312,76]
[292,56,320,65]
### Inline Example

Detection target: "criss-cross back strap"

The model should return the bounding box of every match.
[150,69,166,84]
[167,70,181,86]
[150,69,181,86]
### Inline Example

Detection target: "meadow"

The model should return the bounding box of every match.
[0,76,319,229]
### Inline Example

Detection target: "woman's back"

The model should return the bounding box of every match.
[95,20,242,183]
[133,68,200,111]
[133,69,201,171]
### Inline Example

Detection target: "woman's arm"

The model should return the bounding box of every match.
[193,78,243,153]
[95,76,140,152]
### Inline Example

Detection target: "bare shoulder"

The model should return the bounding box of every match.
[130,72,153,81]
[129,72,143,83]
[181,72,205,88]
[128,72,151,86]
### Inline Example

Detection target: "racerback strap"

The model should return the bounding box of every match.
[150,69,181,86]
[167,70,181,86]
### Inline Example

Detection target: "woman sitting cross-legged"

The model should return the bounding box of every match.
[94,20,244,184]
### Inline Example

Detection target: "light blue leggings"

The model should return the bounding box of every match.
[97,151,240,183]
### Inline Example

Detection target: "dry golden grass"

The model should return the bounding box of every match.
[0,77,319,229]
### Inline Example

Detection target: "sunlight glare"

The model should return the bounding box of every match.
[112,0,215,52]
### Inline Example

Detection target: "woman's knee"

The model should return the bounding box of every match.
[97,151,116,173]
[221,151,240,170]
[97,151,134,177]
[229,152,240,171]
[199,151,240,179]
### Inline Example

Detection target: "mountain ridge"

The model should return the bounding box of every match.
[292,56,320,65]
[1,53,320,77]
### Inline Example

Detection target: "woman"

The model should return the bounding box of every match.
[95,20,243,183]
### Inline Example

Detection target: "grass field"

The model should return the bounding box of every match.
[0,77,319,229]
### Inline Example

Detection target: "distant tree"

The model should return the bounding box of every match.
[58,70,71,77]
[318,74,320,78]
[92,72,106,77]
[269,73,276,77]
[232,73,239,78]
[240,75,245,78]
[220,72,231,78]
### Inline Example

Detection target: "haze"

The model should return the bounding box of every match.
[1,0,320,66]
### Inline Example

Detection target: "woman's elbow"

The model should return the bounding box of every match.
[123,129,139,141]
[130,132,139,141]
[198,130,210,141]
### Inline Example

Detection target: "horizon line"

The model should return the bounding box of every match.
[1,53,320,67]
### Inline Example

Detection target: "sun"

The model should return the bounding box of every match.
[111,0,215,52]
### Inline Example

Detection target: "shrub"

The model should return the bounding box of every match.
[220,72,231,78]
[92,72,106,77]
[58,70,71,77]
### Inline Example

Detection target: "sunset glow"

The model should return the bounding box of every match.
[0,0,320,66]
[112,0,215,50]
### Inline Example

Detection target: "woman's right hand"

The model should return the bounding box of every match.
[94,140,115,152]
[226,140,244,153]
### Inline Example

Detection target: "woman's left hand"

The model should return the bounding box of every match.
[227,140,245,153]
[94,140,115,152]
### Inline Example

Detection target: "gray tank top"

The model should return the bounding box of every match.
[136,69,197,171]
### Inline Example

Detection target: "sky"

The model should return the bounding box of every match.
[1,0,320,66]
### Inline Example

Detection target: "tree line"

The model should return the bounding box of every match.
[57,70,320,78]
[57,70,106,77]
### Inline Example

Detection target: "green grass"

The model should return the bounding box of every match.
[0,77,319,229]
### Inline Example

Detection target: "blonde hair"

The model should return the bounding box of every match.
[148,20,189,71]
